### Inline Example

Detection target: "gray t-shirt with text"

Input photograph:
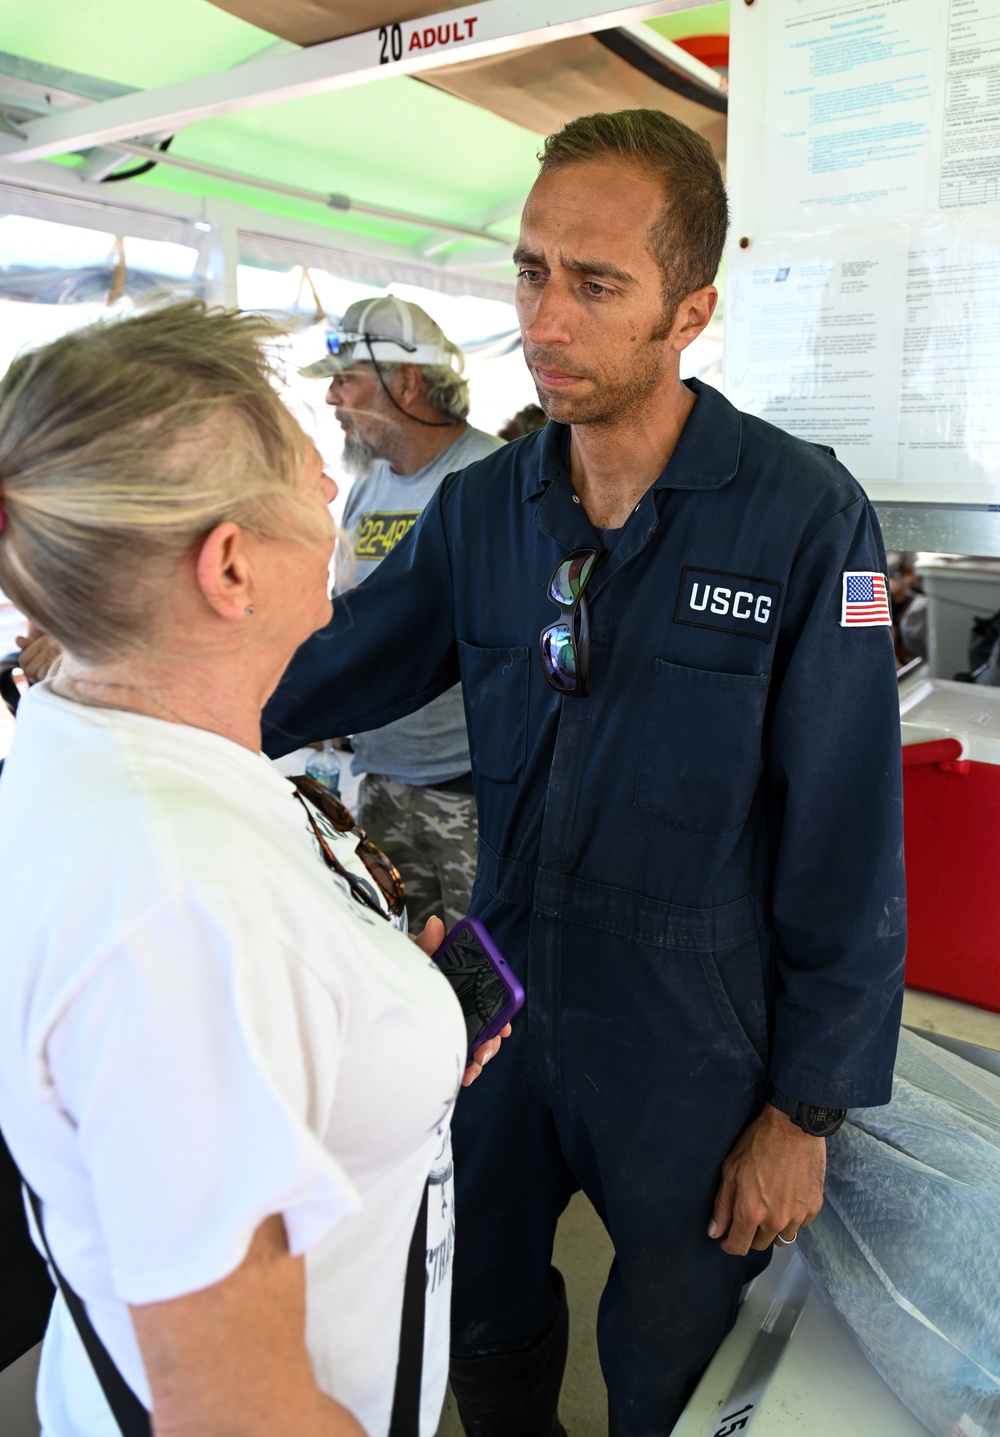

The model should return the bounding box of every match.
[340,424,503,786]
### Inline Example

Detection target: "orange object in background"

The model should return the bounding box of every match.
[674,35,730,69]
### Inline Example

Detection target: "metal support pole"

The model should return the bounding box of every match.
[203,198,240,309]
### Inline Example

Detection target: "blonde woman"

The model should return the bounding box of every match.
[0,302,504,1437]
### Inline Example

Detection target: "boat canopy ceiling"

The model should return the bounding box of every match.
[0,0,729,299]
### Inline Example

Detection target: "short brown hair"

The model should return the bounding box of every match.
[539,109,728,312]
[0,300,316,663]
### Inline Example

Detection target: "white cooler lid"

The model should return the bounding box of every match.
[900,678,1000,763]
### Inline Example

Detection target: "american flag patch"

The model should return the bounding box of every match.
[841,571,891,628]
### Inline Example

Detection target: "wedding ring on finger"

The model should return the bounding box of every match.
[775,1232,798,1246]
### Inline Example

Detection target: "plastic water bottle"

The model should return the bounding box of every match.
[305,739,341,795]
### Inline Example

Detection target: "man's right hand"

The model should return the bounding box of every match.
[708,1103,826,1254]
[16,629,62,685]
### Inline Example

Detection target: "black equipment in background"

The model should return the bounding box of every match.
[0,1129,53,1374]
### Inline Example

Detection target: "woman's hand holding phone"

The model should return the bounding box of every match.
[412,917,513,1086]
[462,1023,512,1087]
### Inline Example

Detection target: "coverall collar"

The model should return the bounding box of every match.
[522,377,743,505]
[528,378,743,570]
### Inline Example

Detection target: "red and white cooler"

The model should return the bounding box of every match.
[901,678,1000,1012]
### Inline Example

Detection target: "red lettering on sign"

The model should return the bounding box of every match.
[408,15,477,52]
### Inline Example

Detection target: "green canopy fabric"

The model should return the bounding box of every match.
[0,0,729,291]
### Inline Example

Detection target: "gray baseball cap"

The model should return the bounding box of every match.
[299,295,455,378]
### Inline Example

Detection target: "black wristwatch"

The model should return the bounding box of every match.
[765,1084,846,1137]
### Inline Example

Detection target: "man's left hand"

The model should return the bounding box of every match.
[708,1103,827,1255]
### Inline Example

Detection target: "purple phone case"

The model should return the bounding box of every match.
[431,916,525,1065]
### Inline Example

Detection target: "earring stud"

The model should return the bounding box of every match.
[244,604,255,615]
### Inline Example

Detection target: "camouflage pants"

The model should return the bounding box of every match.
[356,773,478,933]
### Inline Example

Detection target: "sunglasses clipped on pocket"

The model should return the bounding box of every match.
[539,547,604,696]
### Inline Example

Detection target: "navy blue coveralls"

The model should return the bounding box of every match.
[264,379,906,1434]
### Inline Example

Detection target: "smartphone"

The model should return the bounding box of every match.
[432,917,525,1065]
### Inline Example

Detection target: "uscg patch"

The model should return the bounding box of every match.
[674,567,782,642]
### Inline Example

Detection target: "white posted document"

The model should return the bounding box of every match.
[726,0,1000,500]
[763,0,945,231]
[940,0,1000,209]
[899,217,1000,487]
[725,229,908,481]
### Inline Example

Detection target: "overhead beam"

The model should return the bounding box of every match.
[0,0,705,165]
[0,48,134,111]
[617,23,726,99]
[595,26,726,113]
[419,188,527,257]
[0,166,210,246]
[103,139,508,240]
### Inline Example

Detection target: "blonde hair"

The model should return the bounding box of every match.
[0,300,319,663]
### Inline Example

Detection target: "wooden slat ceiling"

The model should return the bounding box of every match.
[209,0,470,47]
[207,1,726,158]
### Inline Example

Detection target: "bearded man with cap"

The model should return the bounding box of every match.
[298,295,504,930]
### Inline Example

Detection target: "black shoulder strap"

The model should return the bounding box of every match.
[26,1177,428,1437]
[25,1183,152,1437]
[388,1180,429,1437]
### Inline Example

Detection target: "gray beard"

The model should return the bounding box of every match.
[342,427,379,477]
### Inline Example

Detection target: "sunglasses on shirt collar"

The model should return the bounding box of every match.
[293,774,406,919]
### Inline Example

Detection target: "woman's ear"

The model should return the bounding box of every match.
[194,522,253,622]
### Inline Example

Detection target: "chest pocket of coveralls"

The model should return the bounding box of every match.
[636,659,770,834]
[457,641,530,783]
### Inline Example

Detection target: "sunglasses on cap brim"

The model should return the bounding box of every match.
[324,330,418,357]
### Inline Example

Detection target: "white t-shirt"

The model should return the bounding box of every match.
[0,684,467,1437]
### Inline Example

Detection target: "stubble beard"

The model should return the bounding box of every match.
[526,340,671,428]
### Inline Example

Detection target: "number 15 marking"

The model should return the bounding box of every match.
[712,1403,754,1437]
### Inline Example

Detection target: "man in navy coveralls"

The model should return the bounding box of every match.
[264,111,906,1437]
